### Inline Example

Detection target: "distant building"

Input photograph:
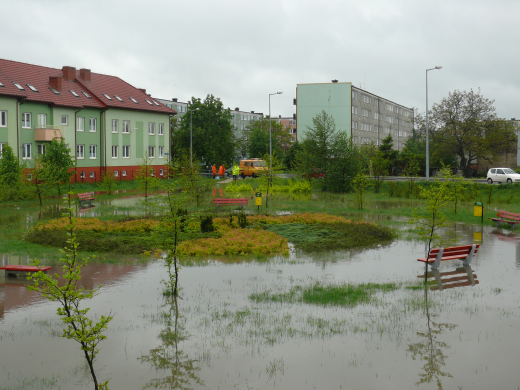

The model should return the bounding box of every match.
[295,81,413,151]
[0,59,175,182]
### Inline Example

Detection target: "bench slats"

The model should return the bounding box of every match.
[417,244,479,269]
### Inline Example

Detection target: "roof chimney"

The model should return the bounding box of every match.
[251,111,254,113]
[79,68,91,82]
[172,98,178,102]
[235,107,239,111]
[49,76,62,91]
[279,115,281,118]
[62,66,76,81]
[332,79,338,83]
[138,88,146,94]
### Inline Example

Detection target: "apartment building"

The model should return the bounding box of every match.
[295,81,413,151]
[0,59,175,182]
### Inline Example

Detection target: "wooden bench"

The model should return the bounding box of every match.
[489,210,520,228]
[0,265,52,278]
[417,244,479,270]
[78,192,96,207]
[417,265,479,291]
[212,198,248,210]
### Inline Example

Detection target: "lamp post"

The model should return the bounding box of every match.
[425,66,442,181]
[190,106,199,167]
[268,92,283,186]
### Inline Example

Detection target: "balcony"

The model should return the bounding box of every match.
[34,125,63,141]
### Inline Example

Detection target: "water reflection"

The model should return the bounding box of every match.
[418,265,479,291]
[408,273,457,389]
[140,297,203,389]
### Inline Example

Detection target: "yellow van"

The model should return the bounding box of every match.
[239,159,268,178]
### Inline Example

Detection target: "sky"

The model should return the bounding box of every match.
[1,0,519,119]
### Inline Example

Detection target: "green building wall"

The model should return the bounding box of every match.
[296,82,352,141]
[0,96,18,153]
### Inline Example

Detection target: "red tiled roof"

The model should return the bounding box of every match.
[0,59,175,115]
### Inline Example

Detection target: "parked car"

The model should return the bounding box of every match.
[486,168,520,184]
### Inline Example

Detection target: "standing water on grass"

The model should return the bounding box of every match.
[2,198,520,389]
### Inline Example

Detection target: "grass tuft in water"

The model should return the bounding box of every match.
[250,282,398,307]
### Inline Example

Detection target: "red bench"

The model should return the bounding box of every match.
[418,266,479,291]
[78,192,96,207]
[417,244,479,270]
[0,265,52,278]
[212,198,248,210]
[489,210,520,228]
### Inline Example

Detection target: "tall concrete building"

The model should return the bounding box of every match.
[296,81,413,151]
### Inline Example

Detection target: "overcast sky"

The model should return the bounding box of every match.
[2,0,519,119]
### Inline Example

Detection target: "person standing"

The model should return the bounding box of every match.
[212,164,216,179]
[218,164,224,178]
[232,163,239,183]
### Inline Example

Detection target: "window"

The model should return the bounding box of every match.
[27,84,38,92]
[90,172,95,179]
[148,122,155,135]
[158,146,164,158]
[0,111,6,127]
[145,99,153,105]
[80,171,86,178]
[38,144,46,155]
[122,120,130,133]
[351,121,358,130]
[151,169,155,177]
[50,87,60,95]
[22,113,31,128]
[115,95,123,102]
[14,82,25,90]
[77,117,85,131]
[70,90,79,97]
[351,106,358,115]
[27,173,33,180]
[122,170,127,177]
[0,143,4,157]
[122,145,130,158]
[160,169,164,176]
[158,123,164,135]
[0,81,4,87]
[114,171,119,177]
[61,115,68,126]
[352,90,358,99]
[112,119,118,133]
[103,94,112,100]
[112,145,118,158]
[374,112,379,120]
[89,145,97,159]
[130,97,138,104]
[153,100,160,106]
[89,118,97,132]
[77,144,85,159]
[22,143,31,159]
[148,146,155,158]
[38,114,47,128]
[82,91,92,99]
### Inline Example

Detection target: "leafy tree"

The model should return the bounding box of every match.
[352,172,371,210]
[439,165,465,214]
[174,95,235,166]
[30,155,51,207]
[244,117,288,158]
[400,136,426,176]
[429,89,517,177]
[41,137,74,196]
[0,144,22,187]
[379,135,399,173]
[327,134,361,193]
[370,151,389,194]
[100,170,117,195]
[283,141,302,171]
[28,192,112,390]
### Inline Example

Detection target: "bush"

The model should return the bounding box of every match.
[200,214,215,233]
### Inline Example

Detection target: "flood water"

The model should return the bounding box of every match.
[1,197,520,389]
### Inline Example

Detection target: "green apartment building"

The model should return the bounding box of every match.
[296,81,413,151]
[0,59,175,182]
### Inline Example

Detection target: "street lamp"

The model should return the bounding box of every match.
[190,106,199,167]
[269,92,283,186]
[425,66,442,181]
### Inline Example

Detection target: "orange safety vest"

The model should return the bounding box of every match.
[212,165,216,174]
[219,166,224,175]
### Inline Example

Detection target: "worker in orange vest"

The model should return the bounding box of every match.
[212,164,216,179]
[218,164,225,177]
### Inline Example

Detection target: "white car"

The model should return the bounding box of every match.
[486,168,520,184]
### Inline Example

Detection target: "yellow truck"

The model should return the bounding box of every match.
[239,158,268,178]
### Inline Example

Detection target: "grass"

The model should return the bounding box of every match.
[250,281,399,307]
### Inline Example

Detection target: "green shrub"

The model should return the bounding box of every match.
[200,214,215,233]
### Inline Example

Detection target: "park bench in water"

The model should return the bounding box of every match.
[0,265,52,278]
[77,192,96,207]
[489,210,520,228]
[212,198,248,210]
[417,244,479,270]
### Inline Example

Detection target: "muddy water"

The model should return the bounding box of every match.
[2,197,520,389]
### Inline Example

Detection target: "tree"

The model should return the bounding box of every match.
[352,172,371,210]
[41,137,74,196]
[429,89,517,177]
[244,117,288,158]
[29,155,51,207]
[28,192,112,390]
[379,135,399,173]
[0,144,22,187]
[370,151,389,193]
[174,95,235,166]
[135,152,157,202]
[100,170,117,195]
[283,141,302,171]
